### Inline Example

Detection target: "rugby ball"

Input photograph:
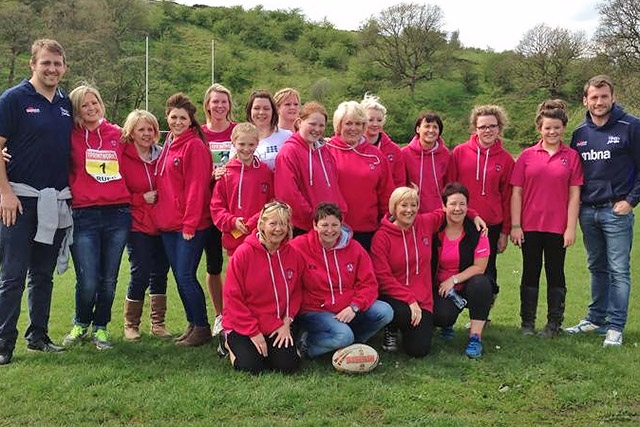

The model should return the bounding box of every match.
[332,343,379,373]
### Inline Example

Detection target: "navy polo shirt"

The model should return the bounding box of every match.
[0,79,72,190]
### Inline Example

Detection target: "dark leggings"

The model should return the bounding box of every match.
[226,331,300,375]
[486,224,502,293]
[204,225,223,275]
[353,231,375,252]
[382,296,433,358]
[433,274,493,327]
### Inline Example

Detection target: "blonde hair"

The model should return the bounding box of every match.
[69,84,105,128]
[469,105,508,133]
[274,88,301,108]
[203,83,234,123]
[360,93,387,125]
[333,101,367,135]
[121,110,160,144]
[231,122,259,143]
[388,186,419,216]
[257,201,293,243]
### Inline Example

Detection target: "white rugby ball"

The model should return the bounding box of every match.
[332,343,379,373]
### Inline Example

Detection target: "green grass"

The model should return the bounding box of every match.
[1,226,639,426]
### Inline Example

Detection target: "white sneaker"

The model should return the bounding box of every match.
[603,329,623,347]
[564,319,606,335]
[211,314,223,337]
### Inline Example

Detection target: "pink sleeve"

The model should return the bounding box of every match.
[210,176,236,233]
[510,153,526,187]
[475,234,490,259]
[182,142,212,235]
[222,249,261,337]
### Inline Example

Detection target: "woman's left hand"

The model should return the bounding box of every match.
[497,233,508,253]
[473,216,488,235]
[269,321,293,349]
[409,301,422,327]
[182,232,194,240]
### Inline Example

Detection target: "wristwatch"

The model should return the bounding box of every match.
[452,276,459,285]
[349,304,360,313]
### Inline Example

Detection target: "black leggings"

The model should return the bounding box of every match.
[203,225,223,275]
[382,296,433,358]
[433,274,493,327]
[226,331,300,374]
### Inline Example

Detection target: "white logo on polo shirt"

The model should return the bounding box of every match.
[26,106,40,114]
[607,136,620,145]
[60,107,70,117]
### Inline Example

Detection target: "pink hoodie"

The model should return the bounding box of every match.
[326,135,394,232]
[222,232,304,337]
[449,134,514,234]
[402,135,451,213]
[375,132,406,188]
[121,142,162,235]
[210,157,274,256]
[69,119,130,208]
[274,132,347,231]
[371,211,446,312]
[153,128,212,234]
[291,227,379,314]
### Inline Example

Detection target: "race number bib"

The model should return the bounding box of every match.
[85,149,122,183]
[209,141,232,169]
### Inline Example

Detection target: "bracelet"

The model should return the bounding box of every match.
[511,224,521,229]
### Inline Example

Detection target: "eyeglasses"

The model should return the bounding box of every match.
[476,124,499,131]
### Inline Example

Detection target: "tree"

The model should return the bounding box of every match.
[515,24,587,98]
[0,2,38,87]
[362,2,447,95]
[594,0,640,73]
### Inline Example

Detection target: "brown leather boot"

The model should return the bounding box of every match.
[124,299,143,341]
[149,294,172,338]
[176,325,212,347]
[174,323,194,343]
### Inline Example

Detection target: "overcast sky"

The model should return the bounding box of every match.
[175,0,602,52]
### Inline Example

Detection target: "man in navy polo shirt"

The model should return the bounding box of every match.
[0,39,73,365]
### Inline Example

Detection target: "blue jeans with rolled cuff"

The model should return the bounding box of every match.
[297,300,393,358]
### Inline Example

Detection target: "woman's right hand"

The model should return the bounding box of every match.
[1,147,11,163]
[438,278,454,298]
[251,333,268,356]
[235,217,248,234]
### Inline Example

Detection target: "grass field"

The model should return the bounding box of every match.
[1,226,639,426]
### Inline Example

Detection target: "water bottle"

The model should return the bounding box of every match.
[447,288,467,309]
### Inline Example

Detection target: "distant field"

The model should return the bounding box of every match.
[1,225,639,426]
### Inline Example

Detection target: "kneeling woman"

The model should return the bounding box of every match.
[433,182,493,359]
[222,202,304,374]
[292,203,393,358]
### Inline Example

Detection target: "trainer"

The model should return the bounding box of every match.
[566,75,640,347]
[0,39,73,365]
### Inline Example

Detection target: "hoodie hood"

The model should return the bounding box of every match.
[123,140,162,163]
[585,103,626,130]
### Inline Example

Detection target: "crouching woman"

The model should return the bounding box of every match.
[221,201,304,374]
[432,182,493,359]
[292,203,393,358]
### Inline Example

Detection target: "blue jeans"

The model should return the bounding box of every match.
[126,232,169,300]
[0,197,66,351]
[297,300,393,358]
[579,204,634,332]
[162,230,209,327]
[71,205,130,329]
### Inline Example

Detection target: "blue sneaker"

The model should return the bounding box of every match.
[465,334,483,359]
[440,326,454,339]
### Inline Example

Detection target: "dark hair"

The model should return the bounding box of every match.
[535,99,568,128]
[245,89,279,132]
[414,111,444,136]
[313,202,343,223]
[442,182,469,205]
[30,38,66,65]
[583,75,614,97]
[165,92,205,141]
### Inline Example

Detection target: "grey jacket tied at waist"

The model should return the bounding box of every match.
[9,182,73,274]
